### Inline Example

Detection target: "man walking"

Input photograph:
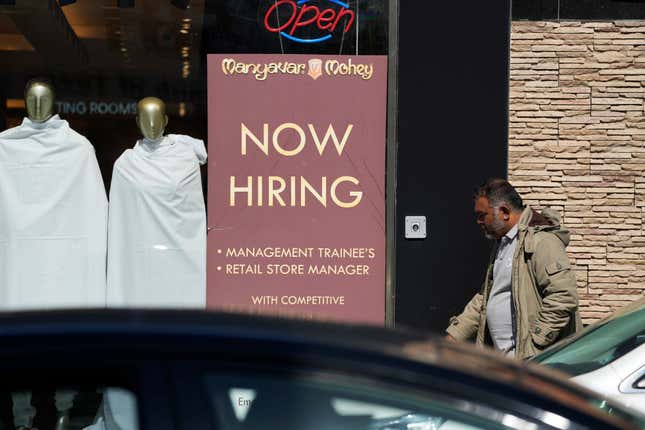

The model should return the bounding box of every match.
[446,178,582,359]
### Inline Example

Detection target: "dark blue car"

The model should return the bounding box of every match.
[0,310,642,430]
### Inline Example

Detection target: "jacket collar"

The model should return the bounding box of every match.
[518,206,536,253]
[517,206,534,232]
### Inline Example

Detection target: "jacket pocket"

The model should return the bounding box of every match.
[545,260,570,276]
[520,335,539,359]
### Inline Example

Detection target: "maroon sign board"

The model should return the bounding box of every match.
[207,54,387,324]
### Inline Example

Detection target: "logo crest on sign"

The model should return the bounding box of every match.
[307,58,323,80]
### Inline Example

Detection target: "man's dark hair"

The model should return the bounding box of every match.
[475,178,524,212]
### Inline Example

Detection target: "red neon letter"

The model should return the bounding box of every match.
[264,0,297,32]
[317,8,336,31]
[289,4,320,35]
[330,7,355,33]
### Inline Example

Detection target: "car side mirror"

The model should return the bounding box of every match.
[620,366,645,393]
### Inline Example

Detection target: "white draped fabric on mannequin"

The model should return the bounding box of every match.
[0,115,108,310]
[107,134,207,308]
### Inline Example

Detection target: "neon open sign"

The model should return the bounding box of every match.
[264,0,356,44]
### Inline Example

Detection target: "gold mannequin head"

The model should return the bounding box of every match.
[136,97,168,140]
[25,78,55,123]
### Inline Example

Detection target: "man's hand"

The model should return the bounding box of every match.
[444,334,457,343]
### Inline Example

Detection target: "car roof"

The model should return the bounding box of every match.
[0,308,618,384]
[0,309,640,428]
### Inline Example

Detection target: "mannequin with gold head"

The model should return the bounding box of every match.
[107,96,207,309]
[24,78,56,123]
[136,97,168,141]
[2,78,107,430]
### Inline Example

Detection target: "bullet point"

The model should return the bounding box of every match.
[217,266,222,271]
[217,249,222,254]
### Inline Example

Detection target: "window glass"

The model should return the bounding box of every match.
[206,373,540,430]
[207,0,388,55]
[0,0,388,192]
[534,307,645,376]
[512,0,645,20]
[0,386,138,430]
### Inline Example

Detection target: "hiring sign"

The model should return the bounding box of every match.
[207,54,387,324]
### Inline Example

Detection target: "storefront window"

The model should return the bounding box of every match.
[0,0,388,190]
[0,0,392,319]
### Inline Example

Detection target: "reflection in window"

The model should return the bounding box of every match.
[207,374,522,430]
[535,307,645,376]
[0,387,138,430]
[228,388,257,421]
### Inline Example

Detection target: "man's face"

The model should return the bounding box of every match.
[474,197,506,240]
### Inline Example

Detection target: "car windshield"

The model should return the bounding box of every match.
[533,300,645,376]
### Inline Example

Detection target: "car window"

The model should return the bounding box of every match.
[0,386,138,430]
[205,373,557,430]
[534,307,645,376]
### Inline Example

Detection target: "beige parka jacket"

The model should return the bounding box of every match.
[446,206,583,359]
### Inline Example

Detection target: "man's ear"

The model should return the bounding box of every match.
[499,204,511,220]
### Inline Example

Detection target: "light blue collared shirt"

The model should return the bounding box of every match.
[487,223,519,356]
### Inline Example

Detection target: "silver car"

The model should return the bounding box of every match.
[534,297,645,414]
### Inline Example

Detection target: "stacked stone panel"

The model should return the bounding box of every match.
[510,21,645,323]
